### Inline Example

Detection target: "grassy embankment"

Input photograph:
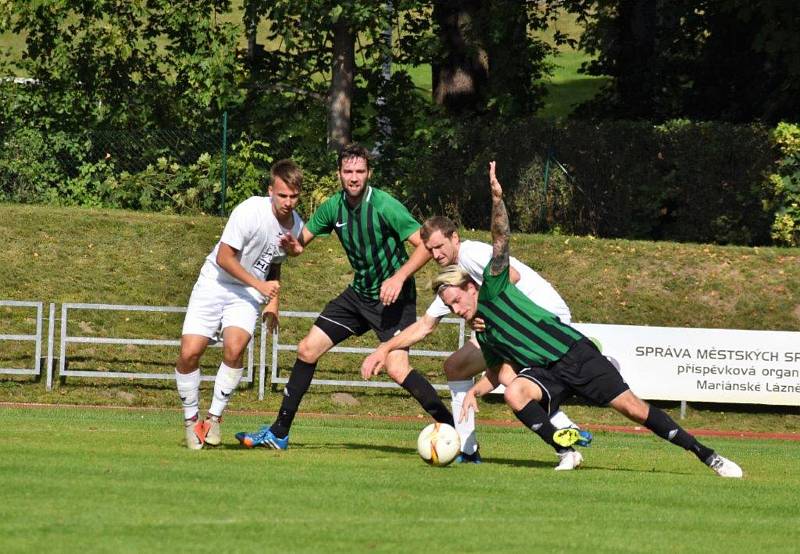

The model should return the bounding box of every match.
[1,203,798,432]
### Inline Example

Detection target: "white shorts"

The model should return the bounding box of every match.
[181,277,261,338]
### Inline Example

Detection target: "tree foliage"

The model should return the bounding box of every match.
[1,0,241,132]
[571,0,800,123]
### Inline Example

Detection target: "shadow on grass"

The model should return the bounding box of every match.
[182,441,695,476]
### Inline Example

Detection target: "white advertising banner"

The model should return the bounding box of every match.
[571,323,800,406]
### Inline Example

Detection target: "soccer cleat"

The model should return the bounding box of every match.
[455,450,483,464]
[707,454,743,478]
[576,429,593,447]
[555,450,583,471]
[194,416,222,447]
[235,426,289,450]
[553,427,581,448]
[184,417,203,450]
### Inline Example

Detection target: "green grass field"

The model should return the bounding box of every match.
[1,406,797,553]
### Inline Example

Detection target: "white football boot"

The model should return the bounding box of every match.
[555,450,583,471]
[184,418,203,450]
[708,454,743,478]
[194,416,222,447]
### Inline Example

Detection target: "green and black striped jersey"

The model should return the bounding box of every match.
[476,264,584,369]
[306,186,420,300]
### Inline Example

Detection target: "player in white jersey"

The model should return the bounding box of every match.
[361,216,589,462]
[175,159,304,450]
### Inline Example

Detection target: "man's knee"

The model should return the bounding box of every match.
[443,355,459,380]
[222,347,246,368]
[177,336,207,371]
[177,351,202,372]
[297,334,329,363]
[504,379,541,411]
[385,353,411,383]
[610,390,649,422]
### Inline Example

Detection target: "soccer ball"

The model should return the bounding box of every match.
[417,423,461,466]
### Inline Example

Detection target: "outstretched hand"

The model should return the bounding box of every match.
[361,349,388,380]
[489,161,503,199]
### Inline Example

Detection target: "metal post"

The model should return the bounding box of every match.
[46,303,55,391]
[220,110,228,215]
[540,146,552,227]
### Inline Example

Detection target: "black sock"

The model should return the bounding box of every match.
[401,370,454,426]
[644,406,714,462]
[270,359,316,438]
[514,400,568,453]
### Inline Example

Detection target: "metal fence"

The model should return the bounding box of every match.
[260,311,466,400]
[1,301,464,396]
[58,303,254,384]
[0,300,46,378]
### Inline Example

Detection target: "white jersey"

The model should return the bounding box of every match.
[198,196,304,302]
[426,240,571,322]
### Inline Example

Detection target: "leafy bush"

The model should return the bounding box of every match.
[221,138,273,213]
[509,153,575,234]
[763,123,800,246]
[0,128,82,203]
[108,155,218,214]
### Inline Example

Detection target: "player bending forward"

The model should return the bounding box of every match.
[431,161,743,476]
[361,215,591,464]
[175,159,304,449]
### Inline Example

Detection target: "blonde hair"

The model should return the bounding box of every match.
[431,265,473,296]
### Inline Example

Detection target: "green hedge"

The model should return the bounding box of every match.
[2,118,797,246]
[400,117,776,245]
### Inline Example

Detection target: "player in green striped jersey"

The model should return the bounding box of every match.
[432,161,743,477]
[236,144,454,449]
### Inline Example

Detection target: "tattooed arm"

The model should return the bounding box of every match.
[488,161,510,276]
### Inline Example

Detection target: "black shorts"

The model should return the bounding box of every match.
[516,338,629,414]
[314,285,417,345]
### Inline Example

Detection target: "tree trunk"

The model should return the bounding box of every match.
[616,0,657,112]
[375,1,394,155]
[432,0,488,113]
[328,19,355,151]
[244,0,259,63]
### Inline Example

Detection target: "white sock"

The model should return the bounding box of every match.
[209,363,244,418]
[549,409,577,429]
[449,380,478,455]
[175,368,201,421]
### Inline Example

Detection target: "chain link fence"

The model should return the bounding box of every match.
[0,119,233,215]
[0,114,777,244]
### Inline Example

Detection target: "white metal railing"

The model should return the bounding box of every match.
[259,311,466,400]
[58,303,254,384]
[0,300,44,377]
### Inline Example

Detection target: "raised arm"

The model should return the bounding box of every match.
[488,161,510,276]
